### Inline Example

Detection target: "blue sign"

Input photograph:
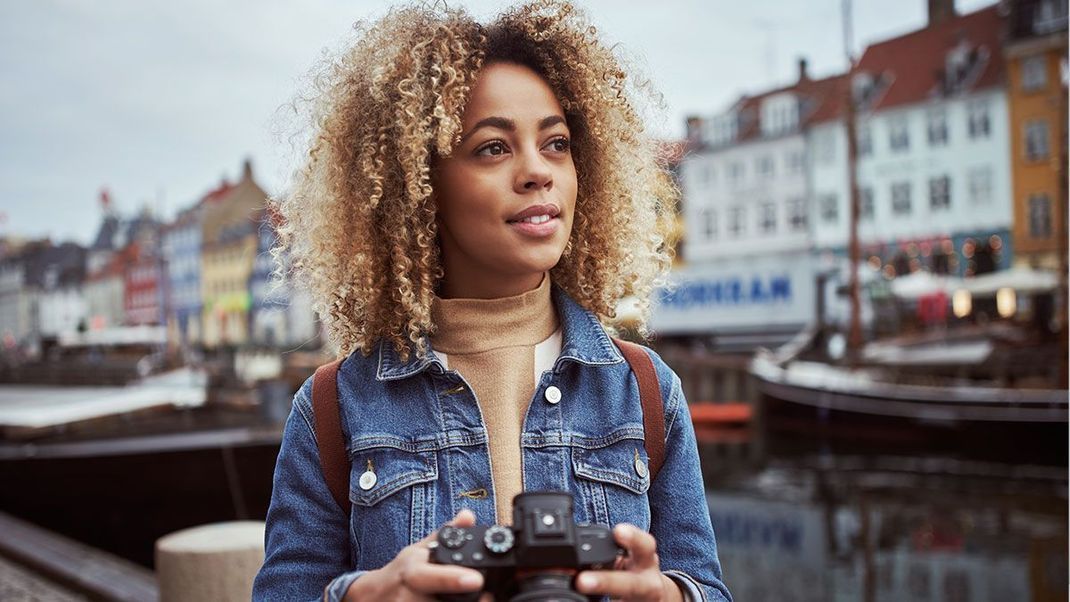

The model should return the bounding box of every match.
[658,275,792,309]
[710,509,805,553]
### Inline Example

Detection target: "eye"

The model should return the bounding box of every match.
[475,141,508,157]
[545,137,570,153]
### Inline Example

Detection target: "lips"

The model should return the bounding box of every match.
[506,203,561,223]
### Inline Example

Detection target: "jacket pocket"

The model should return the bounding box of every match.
[570,432,651,530]
[348,437,439,569]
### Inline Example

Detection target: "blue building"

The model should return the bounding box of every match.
[162,203,204,347]
[248,211,288,347]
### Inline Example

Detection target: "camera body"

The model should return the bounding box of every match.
[431,491,622,601]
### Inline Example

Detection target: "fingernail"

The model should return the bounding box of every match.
[459,573,481,588]
[582,574,602,589]
[615,524,633,540]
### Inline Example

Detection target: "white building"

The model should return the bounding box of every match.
[0,242,88,355]
[85,267,125,331]
[809,3,1012,278]
[661,61,845,347]
[0,259,32,351]
[681,65,833,263]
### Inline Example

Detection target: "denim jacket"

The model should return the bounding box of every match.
[253,284,732,601]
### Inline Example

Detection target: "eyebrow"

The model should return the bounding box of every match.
[459,115,567,144]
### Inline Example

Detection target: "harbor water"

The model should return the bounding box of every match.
[700,425,1068,601]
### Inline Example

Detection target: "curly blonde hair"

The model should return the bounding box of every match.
[274,0,679,361]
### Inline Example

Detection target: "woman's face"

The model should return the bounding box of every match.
[432,61,577,299]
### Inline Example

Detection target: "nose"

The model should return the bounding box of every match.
[514,149,553,193]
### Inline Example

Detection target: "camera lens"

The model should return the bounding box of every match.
[483,525,515,554]
[509,573,586,602]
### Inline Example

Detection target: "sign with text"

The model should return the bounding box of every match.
[651,253,816,334]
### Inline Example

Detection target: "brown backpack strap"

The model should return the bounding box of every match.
[612,338,666,482]
[312,358,349,513]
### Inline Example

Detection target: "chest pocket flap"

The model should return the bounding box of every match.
[572,434,651,495]
[349,439,438,507]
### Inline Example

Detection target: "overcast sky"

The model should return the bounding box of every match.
[0,0,993,246]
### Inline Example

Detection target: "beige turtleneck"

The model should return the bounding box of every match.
[430,273,560,525]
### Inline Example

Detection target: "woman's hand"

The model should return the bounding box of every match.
[575,524,684,602]
[343,509,489,601]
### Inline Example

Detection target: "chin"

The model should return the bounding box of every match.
[500,255,563,277]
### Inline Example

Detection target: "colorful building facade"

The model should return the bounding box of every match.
[1004,0,1067,269]
[200,160,268,348]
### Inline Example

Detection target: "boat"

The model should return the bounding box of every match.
[751,322,1068,465]
[0,359,302,568]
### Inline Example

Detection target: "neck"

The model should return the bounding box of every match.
[430,271,557,354]
[437,270,546,300]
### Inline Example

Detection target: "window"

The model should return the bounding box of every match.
[929,175,951,210]
[927,109,948,146]
[759,202,776,234]
[968,101,990,139]
[760,93,799,136]
[787,198,807,232]
[889,117,910,152]
[857,126,872,157]
[708,112,739,146]
[700,209,717,241]
[820,194,838,223]
[1029,194,1052,238]
[1021,55,1047,91]
[817,131,836,164]
[728,162,744,188]
[787,151,805,174]
[1034,0,1068,34]
[860,187,874,220]
[728,207,746,237]
[891,182,912,215]
[692,162,715,188]
[1025,119,1050,161]
[756,156,775,179]
[968,167,992,204]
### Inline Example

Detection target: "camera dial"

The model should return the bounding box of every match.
[483,525,515,554]
[440,526,467,550]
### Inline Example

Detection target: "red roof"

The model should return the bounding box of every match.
[730,72,849,141]
[854,4,1004,112]
[204,181,234,204]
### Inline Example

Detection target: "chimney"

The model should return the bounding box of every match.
[685,116,705,144]
[242,158,253,181]
[928,0,956,26]
[797,57,809,82]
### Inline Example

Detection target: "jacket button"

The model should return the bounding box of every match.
[358,470,377,490]
[544,386,562,404]
[634,456,649,479]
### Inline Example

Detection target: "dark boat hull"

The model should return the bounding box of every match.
[760,387,1068,466]
[0,427,282,568]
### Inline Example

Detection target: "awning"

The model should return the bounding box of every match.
[890,271,964,300]
[956,266,1059,296]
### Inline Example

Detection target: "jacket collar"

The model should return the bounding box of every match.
[375,282,624,381]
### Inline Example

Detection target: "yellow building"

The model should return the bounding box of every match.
[1005,3,1067,269]
[200,160,269,348]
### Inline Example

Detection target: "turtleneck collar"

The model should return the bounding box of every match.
[430,272,559,355]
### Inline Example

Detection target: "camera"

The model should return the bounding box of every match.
[431,491,623,602]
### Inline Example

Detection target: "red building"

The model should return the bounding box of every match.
[123,243,164,326]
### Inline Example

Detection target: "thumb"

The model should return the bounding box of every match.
[420,508,478,545]
[450,508,477,528]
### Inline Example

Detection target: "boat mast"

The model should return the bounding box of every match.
[843,0,863,362]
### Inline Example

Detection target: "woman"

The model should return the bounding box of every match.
[253,2,731,601]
